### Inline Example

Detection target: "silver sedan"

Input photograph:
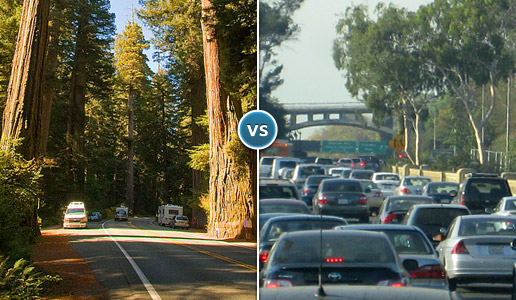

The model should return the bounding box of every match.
[436,215,516,291]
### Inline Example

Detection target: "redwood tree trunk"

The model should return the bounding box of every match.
[201,0,255,239]
[1,0,51,159]
[127,85,135,213]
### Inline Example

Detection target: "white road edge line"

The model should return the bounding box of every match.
[102,220,162,300]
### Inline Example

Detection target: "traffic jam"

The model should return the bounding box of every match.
[258,156,516,299]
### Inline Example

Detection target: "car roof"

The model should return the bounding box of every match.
[259,199,307,205]
[283,229,387,239]
[265,214,347,223]
[409,203,469,210]
[425,181,458,186]
[335,224,422,231]
[260,179,295,185]
[321,178,361,184]
[458,214,516,220]
[386,195,434,201]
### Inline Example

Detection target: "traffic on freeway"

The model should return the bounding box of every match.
[259,156,516,300]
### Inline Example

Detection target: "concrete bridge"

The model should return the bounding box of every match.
[282,102,395,140]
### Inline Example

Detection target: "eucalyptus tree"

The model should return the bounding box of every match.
[114,21,151,213]
[334,4,438,165]
[418,0,516,164]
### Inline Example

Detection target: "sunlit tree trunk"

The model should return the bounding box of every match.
[201,0,255,239]
[1,0,50,159]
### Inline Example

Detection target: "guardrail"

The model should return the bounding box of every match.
[391,164,516,192]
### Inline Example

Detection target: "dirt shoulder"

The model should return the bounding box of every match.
[33,229,109,300]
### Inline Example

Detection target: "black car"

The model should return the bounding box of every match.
[260,179,300,200]
[312,178,369,223]
[421,182,459,204]
[451,173,511,214]
[260,230,411,288]
[259,214,347,269]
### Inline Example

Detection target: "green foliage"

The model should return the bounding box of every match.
[114,22,151,87]
[0,256,61,299]
[0,147,42,259]
[188,143,210,172]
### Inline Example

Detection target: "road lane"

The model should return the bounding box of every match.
[66,217,256,300]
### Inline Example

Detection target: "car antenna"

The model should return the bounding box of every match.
[315,205,326,297]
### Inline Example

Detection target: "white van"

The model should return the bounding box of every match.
[63,202,88,229]
[157,204,184,226]
[269,157,301,179]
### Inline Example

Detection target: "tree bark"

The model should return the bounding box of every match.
[201,0,255,239]
[127,85,135,213]
[1,0,50,159]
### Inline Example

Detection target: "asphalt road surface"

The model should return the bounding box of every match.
[63,217,257,300]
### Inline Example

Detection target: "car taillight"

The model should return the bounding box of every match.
[318,194,328,204]
[451,240,469,254]
[409,264,445,279]
[377,279,407,287]
[400,188,410,194]
[350,163,356,168]
[325,257,344,263]
[259,251,269,264]
[81,217,88,222]
[360,162,366,167]
[383,213,398,224]
[374,191,383,197]
[460,195,466,206]
[264,279,293,288]
[303,189,311,195]
[358,194,368,204]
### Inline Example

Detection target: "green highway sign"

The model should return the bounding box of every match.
[432,149,454,158]
[358,141,387,154]
[321,141,357,153]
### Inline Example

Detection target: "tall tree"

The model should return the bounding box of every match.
[201,0,256,238]
[1,0,50,159]
[114,21,150,213]
[0,0,22,105]
[418,0,516,164]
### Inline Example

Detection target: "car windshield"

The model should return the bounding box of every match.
[413,208,469,231]
[260,203,309,214]
[386,198,433,212]
[360,181,378,190]
[459,218,516,236]
[306,176,331,186]
[351,171,373,179]
[259,185,298,199]
[279,161,297,169]
[271,234,396,265]
[176,216,188,221]
[264,219,347,242]
[67,208,84,214]
[299,166,325,178]
[467,179,510,199]
[261,157,274,165]
[504,200,516,210]
[322,181,362,193]
[380,230,433,255]
[117,211,127,215]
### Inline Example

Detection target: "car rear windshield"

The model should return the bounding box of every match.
[299,166,326,178]
[261,157,274,165]
[350,171,373,179]
[259,185,298,199]
[467,179,510,199]
[271,234,395,264]
[176,216,188,221]
[386,198,433,212]
[259,203,309,214]
[279,161,297,169]
[381,230,433,255]
[412,208,469,231]
[66,208,85,214]
[427,183,458,194]
[459,218,516,236]
[376,174,399,181]
[404,178,430,186]
[322,181,362,193]
[265,219,347,242]
[306,176,331,186]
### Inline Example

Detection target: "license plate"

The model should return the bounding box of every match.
[488,245,504,255]
[338,199,350,205]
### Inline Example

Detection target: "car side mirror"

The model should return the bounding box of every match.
[485,207,494,214]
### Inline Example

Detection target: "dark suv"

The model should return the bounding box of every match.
[451,173,512,214]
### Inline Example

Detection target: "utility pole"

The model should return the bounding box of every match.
[506,77,511,170]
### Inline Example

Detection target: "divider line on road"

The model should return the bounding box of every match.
[102,220,162,300]
[128,222,257,272]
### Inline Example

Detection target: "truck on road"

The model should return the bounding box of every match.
[157,204,183,226]
[115,206,129,221]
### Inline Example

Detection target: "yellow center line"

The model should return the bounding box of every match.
[126,222,257,271]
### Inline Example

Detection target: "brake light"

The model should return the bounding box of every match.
[409,264,445,279]
[400,188,410,194]
[383,213,398,224]
[358,194,368,204]
[325,257,344,263]
[259,251,269,264]
[264,279,293,288]
[350,163,356,168]
[359,162,366,167]
[374,191,383,197]
[377,279,406,287]
[304,189,311,195]
[460,195,466,206]
[318,194,328,204]
[451,240,469,254]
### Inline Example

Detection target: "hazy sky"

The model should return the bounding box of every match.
[272,0,434,105]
